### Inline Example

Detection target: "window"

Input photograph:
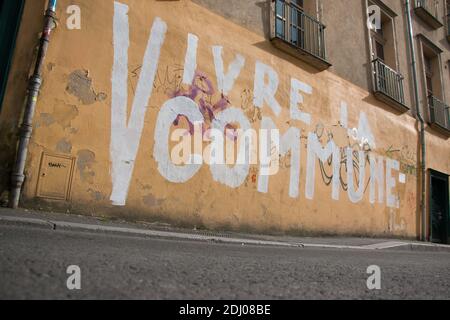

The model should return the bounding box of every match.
[424,55,434,96]
[375,40,385,61]
[419,35,450,133]
[373,20,385,61]
[271,0,331,70]
[369,1,407,111]
[369,3,397,69]
[275,0,306,42]
[275,1,286,38]
[290,0,304,47]
[422,46,443,100]
[414,0,443,29]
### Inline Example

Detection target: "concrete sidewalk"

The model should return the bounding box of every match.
[1,207,449,252]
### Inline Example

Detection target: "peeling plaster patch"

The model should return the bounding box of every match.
[37,113,56,128]
[56,139,72,154]
[77,149,96,184]
[36,103,78,130]
[143,194,163,207]
[88,188,105,201]
[66,70,107,105]
[53,102,79,129]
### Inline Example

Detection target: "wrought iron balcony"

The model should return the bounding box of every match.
[372,58,408,111]
[271,0,331,70]
[428,95,450,133]
[414,0,443,29]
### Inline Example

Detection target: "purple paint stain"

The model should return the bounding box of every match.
[170,70,231,138]
[213,94,230,111]
[194,71,215,96]
[199,99,215,122]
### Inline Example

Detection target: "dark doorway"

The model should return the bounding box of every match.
[0,0,25,112]
[429,170,449,244]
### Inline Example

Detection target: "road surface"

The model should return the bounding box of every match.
[0,223,449,299]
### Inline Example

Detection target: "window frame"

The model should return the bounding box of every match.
[418,34,445,102]
[367,0,400,71]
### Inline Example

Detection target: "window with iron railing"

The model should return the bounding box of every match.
[372,58,406,108]
[367,2,406,110]
[416,0,440,18]
[429,95,450,131]
[414,0,443,28]
[273,0,328,65]
[422,45,444,107]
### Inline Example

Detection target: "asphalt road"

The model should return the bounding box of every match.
[0,224,449,300]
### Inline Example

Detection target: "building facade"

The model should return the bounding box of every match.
[0,0,449,242]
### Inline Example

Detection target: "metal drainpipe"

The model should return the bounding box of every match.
[9,0,58,209]
[405,0,427,242]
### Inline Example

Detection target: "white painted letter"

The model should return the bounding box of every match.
[110,3,167,206]
[369,155,384,204]
[210,108,252,188]
[386,158,400,208]
[258,117,301,198]
[254,61,282,116]
[290,78,312,124]
[154,97,204,183]
[340,101,348,128]
[212,46,245,96]
[183,33,199,85]
[356,112,376,149]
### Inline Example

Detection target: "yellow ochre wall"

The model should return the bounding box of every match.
[2,0,450,238]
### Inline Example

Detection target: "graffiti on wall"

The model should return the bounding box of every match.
[109,1,407,210]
